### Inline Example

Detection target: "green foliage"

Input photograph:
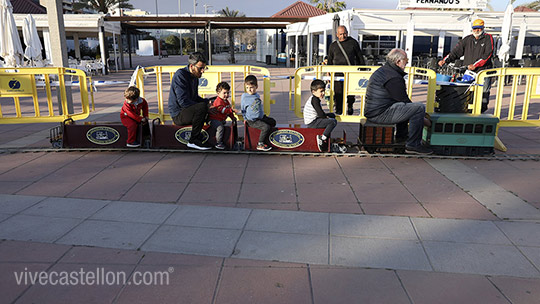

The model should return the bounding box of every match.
[522,0,540,10]
[309,0,346,13]
[183,37,195,53]
[164,35,180,54]
[73,0,134,14]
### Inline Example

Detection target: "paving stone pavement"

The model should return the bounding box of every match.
[1,194,539,280]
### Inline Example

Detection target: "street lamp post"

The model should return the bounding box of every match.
[178,0,182,55]
[194,0,198,51]
[155,0,161,59]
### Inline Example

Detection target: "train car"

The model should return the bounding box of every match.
[244,122,335,153]
[52,119,150,149]
[150,119,238,150]
[422,113,499,156]
[53,113,499,156]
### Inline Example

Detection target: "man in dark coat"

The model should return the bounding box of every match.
[168,52,213,150]
[327,25,365,115]
[365,48,432,154]
[438,19,494,113]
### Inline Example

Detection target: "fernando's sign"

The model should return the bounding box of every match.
[398,0,487,9]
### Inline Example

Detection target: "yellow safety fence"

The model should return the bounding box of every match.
[472,67,540,151]
[0,67,93,124]
[136,65,275,122]
[293,65,436,123]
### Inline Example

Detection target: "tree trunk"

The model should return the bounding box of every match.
[228,29,235,64]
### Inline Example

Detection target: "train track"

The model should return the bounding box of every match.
[1,146,539,161]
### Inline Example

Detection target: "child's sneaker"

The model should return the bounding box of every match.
[126,141,140,148]
[256,143,272,151]
[215,142,226,150]
[316,135,327,152]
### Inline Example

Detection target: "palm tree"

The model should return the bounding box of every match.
[521,0,540,10]
[73,0,133,14]
[309,0,346,13]
[219,7,245,64]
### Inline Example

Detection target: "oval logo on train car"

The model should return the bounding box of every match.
[269,129,304,149]
[86,126,120,145]
[174,127,209,145]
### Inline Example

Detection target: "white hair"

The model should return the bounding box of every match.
[386,48,407,65]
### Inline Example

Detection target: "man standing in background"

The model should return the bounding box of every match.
[327,25,365,115]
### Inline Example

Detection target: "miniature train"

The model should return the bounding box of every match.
[51,112,499,156]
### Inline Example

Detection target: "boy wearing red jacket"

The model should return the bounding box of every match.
[208,82,237,149]
[120,86,149,147]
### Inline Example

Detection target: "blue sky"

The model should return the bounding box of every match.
[130,0,530,16]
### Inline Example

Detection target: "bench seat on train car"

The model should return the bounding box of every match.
[244,122,330,152]
[151,120,236,150]
[62,121,146,148]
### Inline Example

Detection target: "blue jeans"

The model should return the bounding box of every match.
[367,102,425,148]
[209,119,226,143]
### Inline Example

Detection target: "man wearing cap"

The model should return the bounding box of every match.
[438,19,494,113]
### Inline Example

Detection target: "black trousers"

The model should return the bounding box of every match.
[172,102,208,143]
[333,81,355,114]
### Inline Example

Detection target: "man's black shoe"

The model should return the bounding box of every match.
[347,106,354,115]
[405,145,433,155]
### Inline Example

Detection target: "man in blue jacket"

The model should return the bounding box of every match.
[168,52,212,150]
[365,48,432,154]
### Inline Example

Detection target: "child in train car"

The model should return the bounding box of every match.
[303,79,337,152]
[208,81,237,149]
[241,75,276,151]
[120,86,148,148]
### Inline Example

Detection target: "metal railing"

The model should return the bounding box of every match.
[0,67,92,124]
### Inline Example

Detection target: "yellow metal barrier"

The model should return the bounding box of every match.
[473,67,540,151]
[0,67,92,124]
[293,65,437,123]
[475,68,540,126]
[136,65,275,122]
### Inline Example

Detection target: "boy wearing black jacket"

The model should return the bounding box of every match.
[304,79,337,152]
